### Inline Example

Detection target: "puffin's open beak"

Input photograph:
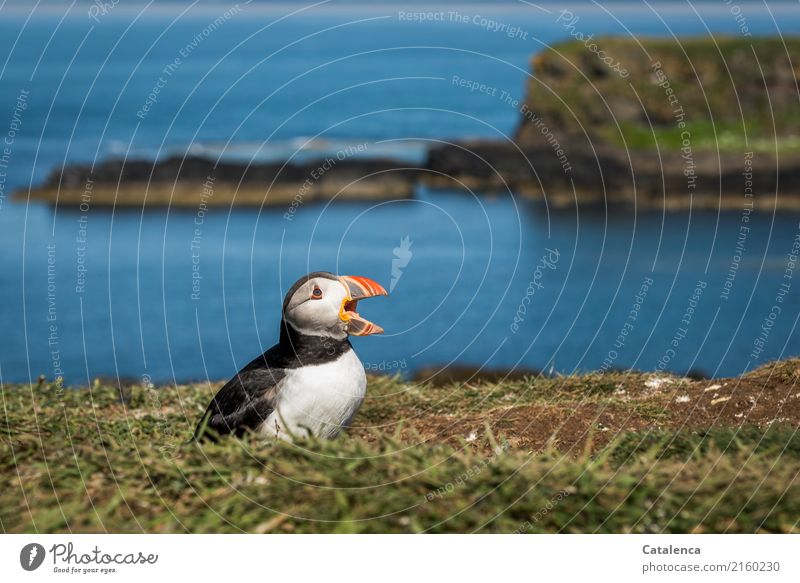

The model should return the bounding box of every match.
[338,275,388,336]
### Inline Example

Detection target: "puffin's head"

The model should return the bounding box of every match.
[282,271,387,339]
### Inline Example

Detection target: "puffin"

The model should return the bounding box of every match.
[194,271,387,442]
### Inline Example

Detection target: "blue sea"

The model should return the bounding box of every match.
[1,2,799,385]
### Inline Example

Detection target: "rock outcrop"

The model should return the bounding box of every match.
[20,155,417,208]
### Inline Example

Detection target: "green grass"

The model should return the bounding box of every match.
[524,36,800,153]
[1,369,798,533]
[604,120,800,154]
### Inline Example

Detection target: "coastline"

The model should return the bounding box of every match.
[14,36,800,211]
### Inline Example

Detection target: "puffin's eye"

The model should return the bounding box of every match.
[311,286,323,299]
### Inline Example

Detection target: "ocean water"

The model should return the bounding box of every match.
[1,2,799,384]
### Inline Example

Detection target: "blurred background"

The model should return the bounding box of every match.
[1,0,799,386]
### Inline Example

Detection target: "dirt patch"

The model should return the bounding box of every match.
[353,362,800,454]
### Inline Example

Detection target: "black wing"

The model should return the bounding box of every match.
[193,350,286,441]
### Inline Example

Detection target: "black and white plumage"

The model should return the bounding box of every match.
[194,271,387,441]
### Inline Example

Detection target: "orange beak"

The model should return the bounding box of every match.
[338,275,388,336]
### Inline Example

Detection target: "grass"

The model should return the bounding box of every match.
[1,361,799,533]
[604,120,800,154]
[524,36,800,154]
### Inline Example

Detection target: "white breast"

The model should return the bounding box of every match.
[259,348,367,441]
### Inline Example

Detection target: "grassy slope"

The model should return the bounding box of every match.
[523,37,800,153]
[2,360,799,533]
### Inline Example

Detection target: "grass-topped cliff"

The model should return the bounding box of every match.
[425,36,800,208]
[2,359,799,533]
[518,36,800,153]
